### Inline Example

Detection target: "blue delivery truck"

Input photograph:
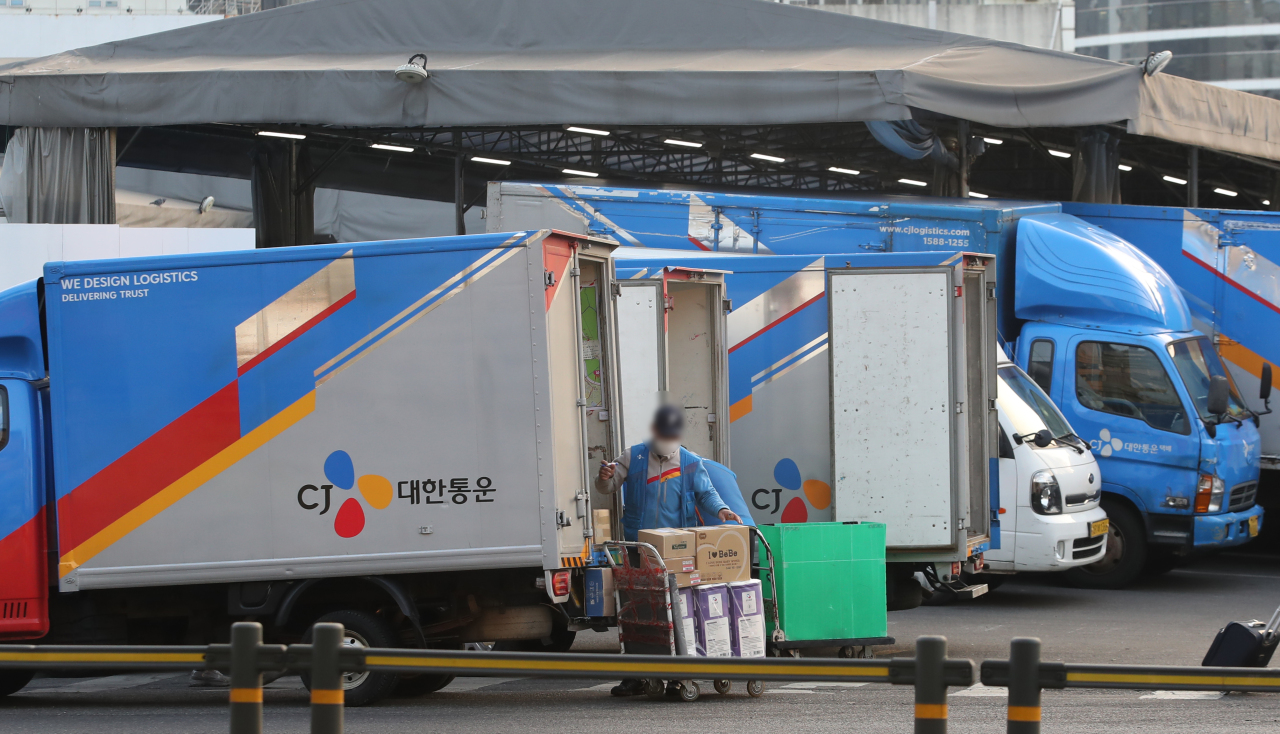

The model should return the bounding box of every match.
[487,183,1265,589]
[1064,203,1280,485]
[0,230,649,704]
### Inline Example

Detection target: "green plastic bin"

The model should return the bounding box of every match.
[758,522,888,643]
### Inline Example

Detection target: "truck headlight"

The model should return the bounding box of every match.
[1031,469,1062,515]
[1195,474,1225,513]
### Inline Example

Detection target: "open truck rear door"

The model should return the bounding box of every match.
[828,255,998,563]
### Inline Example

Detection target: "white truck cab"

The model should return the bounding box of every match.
[986,359,1110,572]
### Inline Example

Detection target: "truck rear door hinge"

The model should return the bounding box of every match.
[611,282,622,297]
[723,298,733,313]
[544,270,556,288]
[955,402,964,414]
[556,510,571,528]
[576,398,586,407]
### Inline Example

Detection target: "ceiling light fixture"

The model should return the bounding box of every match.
[828,167,860,175]
[567,126,610,136]
[1214,188,1238,197]
[750,153,786,163]
[983,137,1003,145]
[562,168,599,178]
[371,143,415,153]
[471,157,511,166]
[1118,164,1133,172]
[394,53,429,84]
[969,192,990,199]
[257,131,306,140]
[1048,150,1071,159]
[664,139,702,148]
[899,178,928,187]
[1163,175,1188,185]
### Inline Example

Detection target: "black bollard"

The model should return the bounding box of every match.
[914,636,949,734]
[1007,638,1042,734]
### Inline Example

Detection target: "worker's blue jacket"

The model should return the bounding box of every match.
[621,443,727,541]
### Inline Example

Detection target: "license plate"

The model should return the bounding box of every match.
[1249,516,1259,537]
[1090,518,1110,538]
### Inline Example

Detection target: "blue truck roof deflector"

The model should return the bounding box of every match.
[0,280,45,380]
[1015,213,1192,334]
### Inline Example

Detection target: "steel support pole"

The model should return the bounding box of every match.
[1188,146,1199,208]
[454,134,466,235]
[1007,638,1042,734]
[228,622,264,734]
[915,636,948,734]
[310,623,345,734]
[958,120,970,198]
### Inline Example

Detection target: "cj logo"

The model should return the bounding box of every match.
[750,458,830,523]
[1091,429,1124,457]
[297,450,392,538]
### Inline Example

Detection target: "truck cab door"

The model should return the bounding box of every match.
[0,379,50,640]
[1061,335,1200,514]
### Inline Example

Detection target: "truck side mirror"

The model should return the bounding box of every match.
[1261,363,1272,401]
[1207,375,1230,417]
[1032,429,1054,448]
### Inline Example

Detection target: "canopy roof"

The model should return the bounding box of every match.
[1,0,1277,160]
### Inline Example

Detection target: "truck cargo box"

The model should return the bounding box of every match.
[38,230,621,592]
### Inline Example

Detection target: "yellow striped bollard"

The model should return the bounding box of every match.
[228,622,265,734]
[1006,638,1041,734]
[309,623,345,734]
[914,636,949,733]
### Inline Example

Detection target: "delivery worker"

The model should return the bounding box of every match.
[596,403,740,697]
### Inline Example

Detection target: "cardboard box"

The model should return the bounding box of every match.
[637,528,695,559]
[592,509,612,542]
[666,556,696,574]
[728,579,765,658]
[672,571,702,588]
[693,584,732,657]
[584,567,615,617]
[692,525,751,584]
[675,587,697,655]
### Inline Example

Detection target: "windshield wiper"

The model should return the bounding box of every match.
[1056,432,1088,454]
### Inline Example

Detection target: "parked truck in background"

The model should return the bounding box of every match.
[486,183,1264,589]
[606,249,1002,609]
[1063,202,1280,547]
[0,230,629,704]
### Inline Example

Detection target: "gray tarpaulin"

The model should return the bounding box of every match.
[0,128,115,224]
[0,0,1277,160]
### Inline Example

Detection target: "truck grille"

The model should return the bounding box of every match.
[1072,534,1106,560]
[1228,482,1257,512]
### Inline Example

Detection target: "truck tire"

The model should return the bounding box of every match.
[393,641,461,698]
[0,669,33,697]
[300,610,400,706]
[1065,501,1146,590]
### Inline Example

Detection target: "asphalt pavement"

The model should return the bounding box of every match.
[2,553,1278,734]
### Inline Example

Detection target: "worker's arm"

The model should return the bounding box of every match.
[594,452,630,495]
[691,460,739,523]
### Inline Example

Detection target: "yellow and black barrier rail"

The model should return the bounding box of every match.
[0,624,972,734]
[981,637,1280,734]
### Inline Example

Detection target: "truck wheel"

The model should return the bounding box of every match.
[1065,502,1146,590]
[0,670,33,697]
[300,610,400,706]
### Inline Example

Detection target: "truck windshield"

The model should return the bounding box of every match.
[1168,337,1250,422]
[998,365,1074,444]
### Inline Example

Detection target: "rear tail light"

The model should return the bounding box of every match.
[1195,474,1225,513]
[551,571,571,597]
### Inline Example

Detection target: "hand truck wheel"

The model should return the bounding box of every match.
[713,679,732,695]
[644,678,666,700]
[746,680,764,697]
[678,680,700,702]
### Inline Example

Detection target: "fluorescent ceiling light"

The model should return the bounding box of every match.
[969,192,990,199]
[371,143,414,153]
[1118,164,1133,172]
[1163,175,1187,185]
[983,137,1003,145]
[471,156,511,166]
[567,126,610,136]
[899,178,928,187]
[1048,149,1072,158]
[1265,200,1272,206]
[562,168,599,178]
[664,138,702,148]
[828,167,860,175]
[1214,187,1238,197]
[750,153,786,163]
[257,131,306,140]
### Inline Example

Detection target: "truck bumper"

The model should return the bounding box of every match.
[1193,505,1264,549]
[985,506,1108,572]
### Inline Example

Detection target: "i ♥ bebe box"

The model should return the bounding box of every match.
[690,526,751,583]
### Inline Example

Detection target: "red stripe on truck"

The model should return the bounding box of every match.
[0,508,49,640]
[56,382,242,552]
